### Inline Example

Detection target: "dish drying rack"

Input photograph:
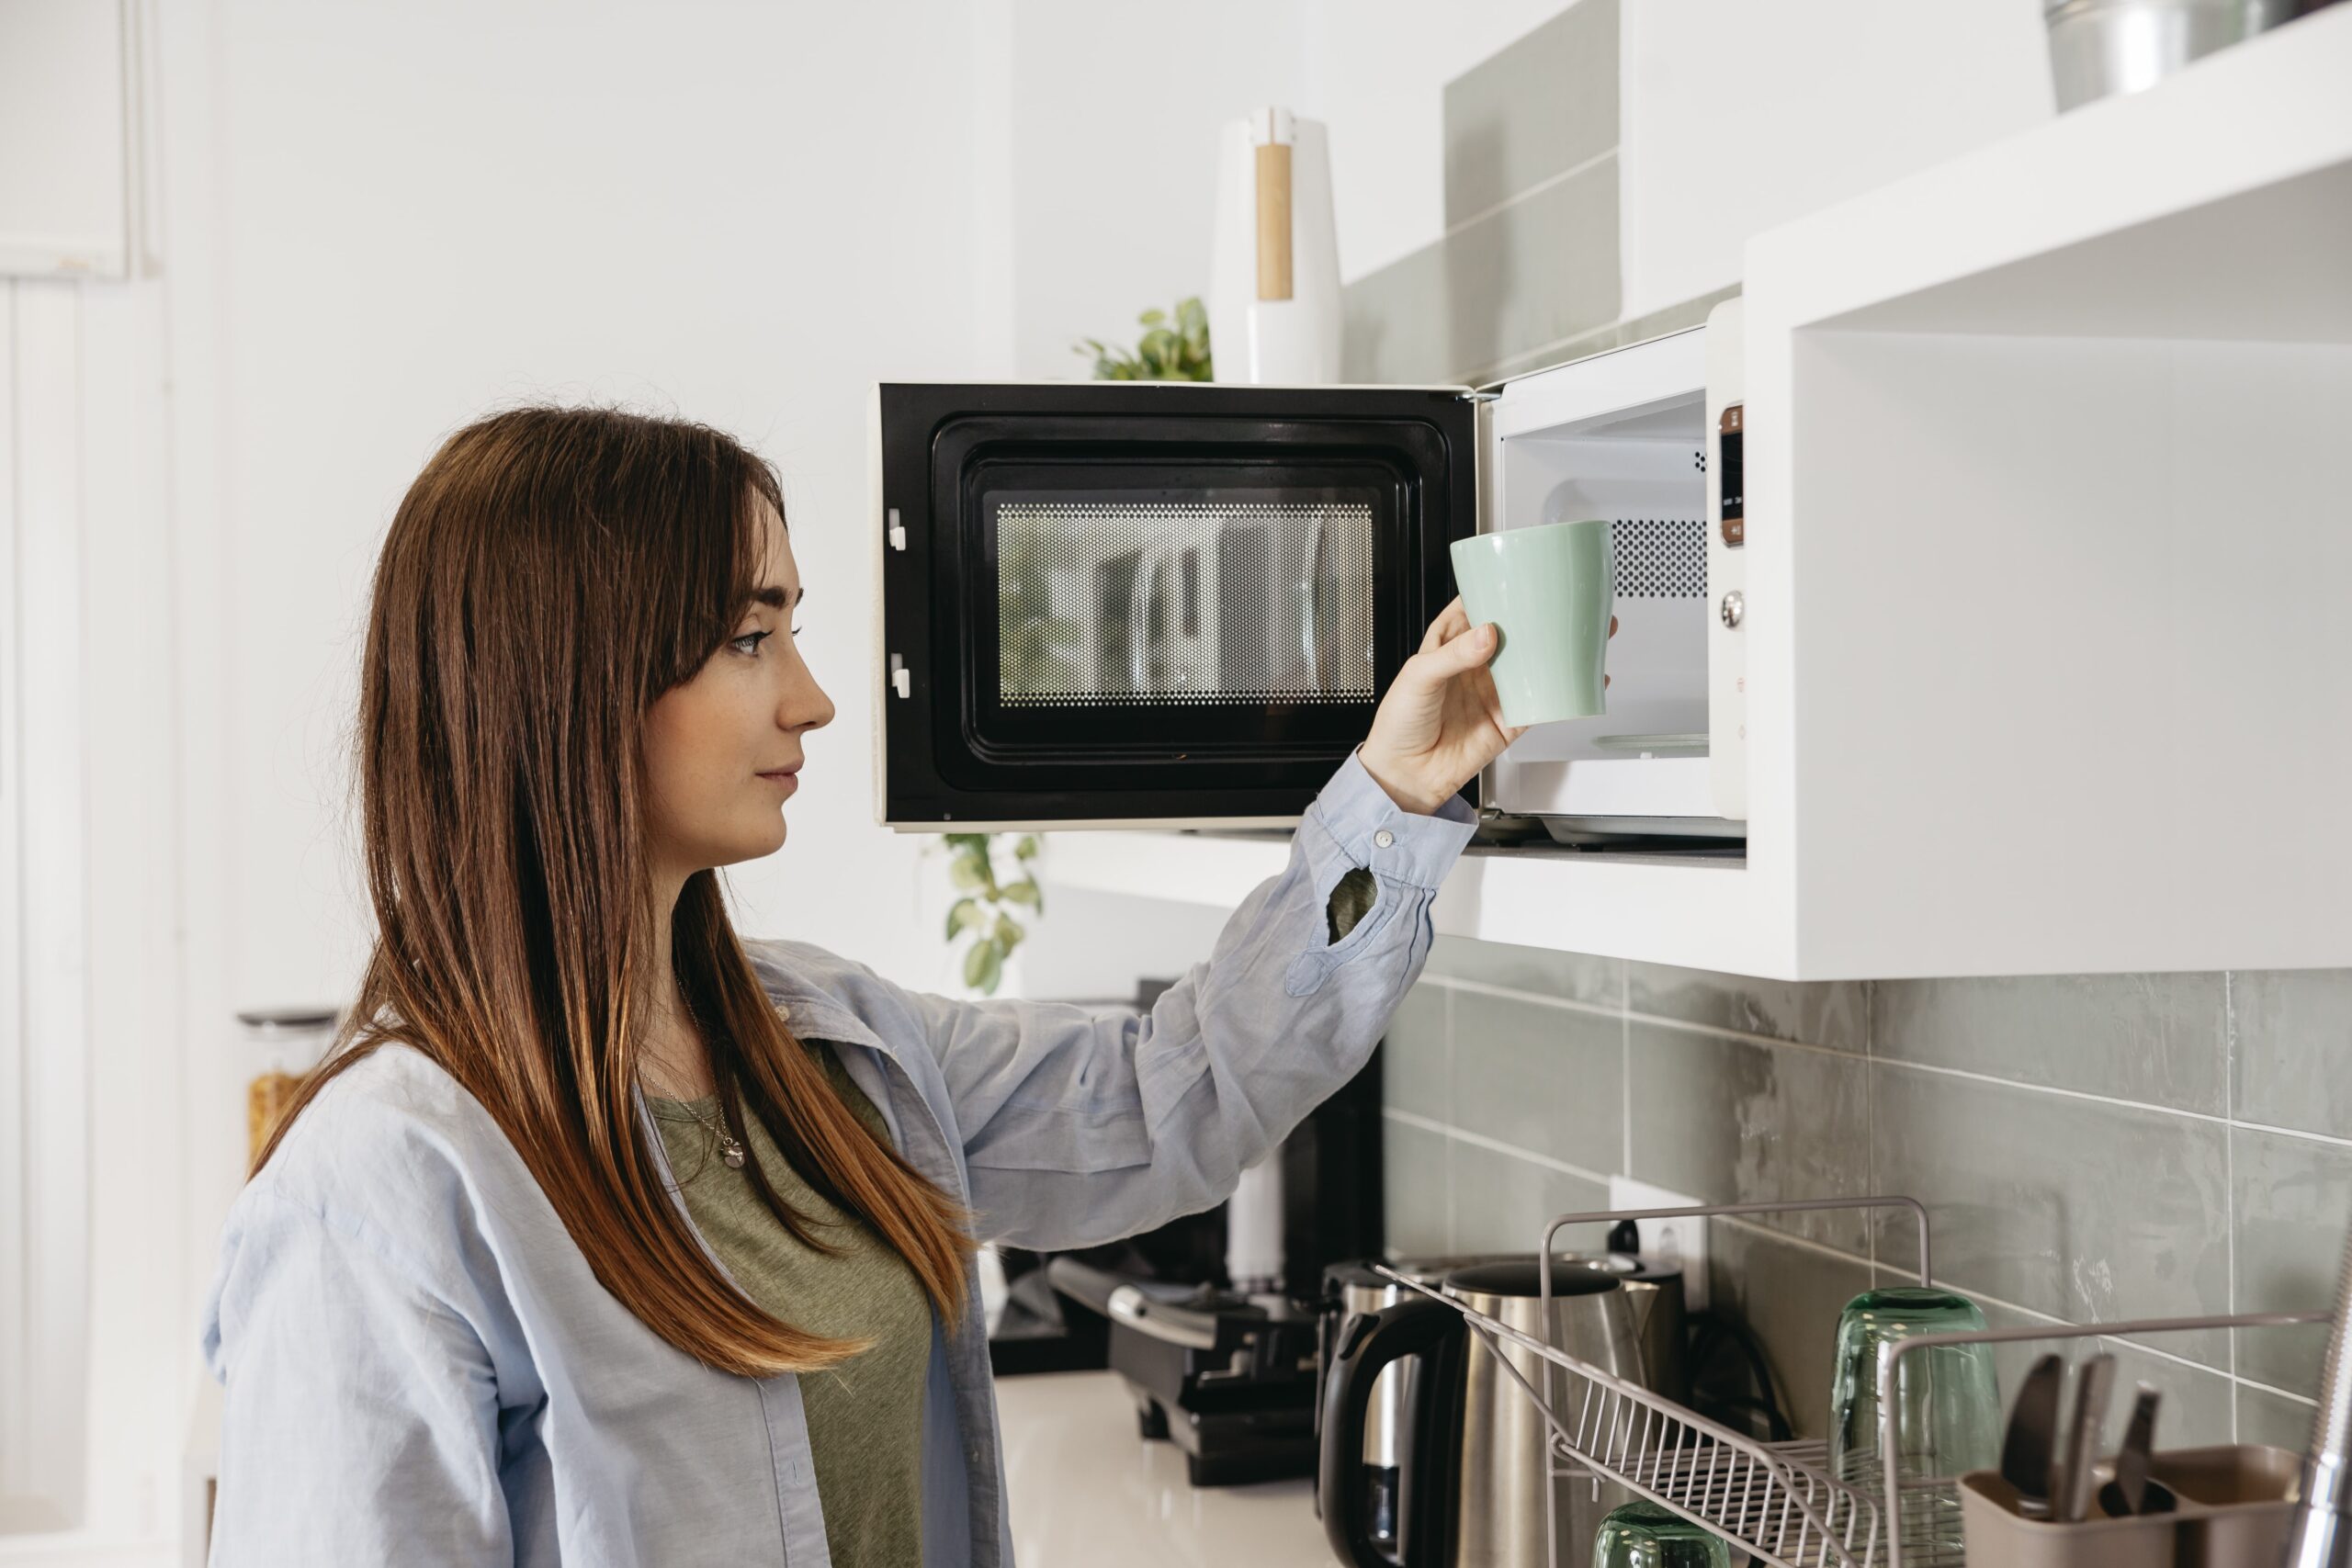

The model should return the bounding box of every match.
[1370,1196,2331,1568]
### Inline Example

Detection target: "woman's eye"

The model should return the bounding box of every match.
[729,630,772,656]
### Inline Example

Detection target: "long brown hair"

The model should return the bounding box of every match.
[252,406,973,1375]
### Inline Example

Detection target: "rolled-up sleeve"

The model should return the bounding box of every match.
[203,1184,510,1566]
[909,745,1476,1250]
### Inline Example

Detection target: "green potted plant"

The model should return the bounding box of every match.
[1074,296,1214,381]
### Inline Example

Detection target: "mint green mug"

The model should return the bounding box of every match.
[1448,518,1613,727]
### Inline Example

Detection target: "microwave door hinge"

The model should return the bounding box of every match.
[887,508,907,551]
[1460,387,1504,403]
[888,652,910,699]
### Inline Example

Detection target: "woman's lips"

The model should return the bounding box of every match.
[757,769,800,791]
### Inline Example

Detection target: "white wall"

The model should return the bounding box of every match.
[1617,0,2052,319]
[201,0,1018,1014]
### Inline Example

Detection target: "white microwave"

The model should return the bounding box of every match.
[872,299,1747,842]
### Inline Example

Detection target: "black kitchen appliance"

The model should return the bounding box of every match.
[874,380,1476,829]
[1038,1017,1385,1485]
[874,319,1754,844]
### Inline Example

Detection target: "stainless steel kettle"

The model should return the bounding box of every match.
[1317,1256,1524,1551]
[1319,1260,1644,1567]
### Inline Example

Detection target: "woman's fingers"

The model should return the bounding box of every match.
[1417,617,1499,685]
[1420,595,1469,655]
[1428,604,1610,656]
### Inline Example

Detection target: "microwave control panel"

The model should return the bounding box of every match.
[1704,298,1747,821]
[1718,403,1745,547]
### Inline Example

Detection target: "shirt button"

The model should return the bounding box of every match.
[1374,829,1395,849]
[776,1002,791,1021]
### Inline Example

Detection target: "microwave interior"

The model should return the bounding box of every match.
[1486,385,1738,842]
[877,384,1473,827]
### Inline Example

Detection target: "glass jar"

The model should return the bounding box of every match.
[239,1007,339,1161]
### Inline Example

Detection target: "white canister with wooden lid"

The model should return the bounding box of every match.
[1208,106,1341,385]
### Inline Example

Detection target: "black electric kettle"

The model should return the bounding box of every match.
[1318,1260,1643,1568]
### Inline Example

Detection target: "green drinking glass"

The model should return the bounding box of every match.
[1592,1500,1732,1568]
[1827,1287,2002,1560]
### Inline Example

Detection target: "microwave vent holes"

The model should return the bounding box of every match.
[1610,517,1707,600]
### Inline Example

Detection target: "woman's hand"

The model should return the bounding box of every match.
[1356,596,1614,817]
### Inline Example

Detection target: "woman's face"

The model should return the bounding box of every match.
[642,499,835,882]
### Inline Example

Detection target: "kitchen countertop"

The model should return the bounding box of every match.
[998,1370,1330,1566]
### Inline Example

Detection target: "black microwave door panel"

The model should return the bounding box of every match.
[879,383,1476,825]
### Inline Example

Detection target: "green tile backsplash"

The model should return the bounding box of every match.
[2232,969,2352,1140]
[1383,944,2351,1445]
[1442,0,1619,226]
[1355,0,2352,1451]
[1342,156,1621,387]
[1448,986,1623,1171]
[1867,1065,2234,1371]
[1875,973,2231,1114]
[1624,1019,1871,1254]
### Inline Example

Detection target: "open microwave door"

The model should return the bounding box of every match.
[875,382,1476,829]
[1475,327,1746,842]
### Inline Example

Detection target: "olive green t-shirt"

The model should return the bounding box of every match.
[649,1043,931,1568]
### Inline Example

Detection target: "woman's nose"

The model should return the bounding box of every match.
[786,669,836,733]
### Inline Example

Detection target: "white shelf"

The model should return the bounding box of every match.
[1040,830,1292,914]
[1042,13,2352,981]
[1042,832,1769,975]
[1745,4,2352,342]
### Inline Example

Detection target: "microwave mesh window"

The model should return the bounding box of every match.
[1611,516,1708,599]
[992,498,1376,706]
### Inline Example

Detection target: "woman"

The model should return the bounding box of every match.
[199,406,1526,1567]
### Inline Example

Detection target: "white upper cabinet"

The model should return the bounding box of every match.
[1046,9,2352,980]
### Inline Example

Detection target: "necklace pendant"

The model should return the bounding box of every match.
[720,1139,746,1169]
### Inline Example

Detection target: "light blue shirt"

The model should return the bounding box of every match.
[198,748,1476,1566]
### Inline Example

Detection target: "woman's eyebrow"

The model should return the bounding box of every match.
[746,586,805,610]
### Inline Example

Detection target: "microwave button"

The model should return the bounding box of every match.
[1720,591,1746,629]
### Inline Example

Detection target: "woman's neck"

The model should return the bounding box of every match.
[638,868,718,1101]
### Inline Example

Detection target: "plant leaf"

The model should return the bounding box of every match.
[964,938,1003,994]
[994,912,1023,950]
[945,897,983,939]
[950,852,990,891]
[1000,877,1041,909]
[1013,834,1040,861]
